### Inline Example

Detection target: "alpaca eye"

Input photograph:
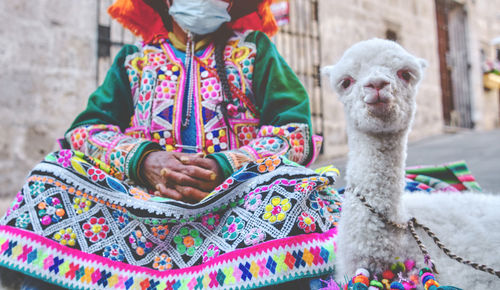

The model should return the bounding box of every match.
[340,77,354,89]
[398,70,413,82]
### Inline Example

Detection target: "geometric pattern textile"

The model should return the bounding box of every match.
[0,150,340,289]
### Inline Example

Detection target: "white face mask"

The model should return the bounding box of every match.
[168,0,231,36]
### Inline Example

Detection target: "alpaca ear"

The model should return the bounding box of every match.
[321,65,337,89]
[417,58,428,70]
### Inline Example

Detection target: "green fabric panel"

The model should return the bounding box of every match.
[67,44,139,132]
[246,31,314,163]
[207,153,234,180]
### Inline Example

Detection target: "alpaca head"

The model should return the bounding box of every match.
[323,38,427,134]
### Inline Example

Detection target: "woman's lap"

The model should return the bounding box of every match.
[0,150,340,289]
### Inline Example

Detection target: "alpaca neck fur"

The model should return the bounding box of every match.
[345,125,409,219]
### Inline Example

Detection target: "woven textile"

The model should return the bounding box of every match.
[0,150,340,289]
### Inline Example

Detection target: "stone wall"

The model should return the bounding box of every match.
[0,1,96,201]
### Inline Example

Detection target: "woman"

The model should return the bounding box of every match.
[0,0,339,289]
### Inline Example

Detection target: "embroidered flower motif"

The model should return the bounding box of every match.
[221,215,245,240]
[295,180,317,194]
[244,192,262,211]
[112,210,130,229]
[87,167,106,182]
[262,197,291,223]
[130,187,151,201]
[298,212,316,233]
[38,197,65,226]
[6,192,23,217]
[15,212,30,229]
[153,253,173,271]
[214,178,235,192]
[53,227,77,247]
[103,244,125,262]
[70,128,87,149]
[29,181,46,198]
[202,244,220,263]
[244,228,266,245]
[152,225,169,240]
[83,217,110,242]
[57,150,73,168]
[309,192,326,216]
[109,151,125,172]
[173,227,203,256]
[129,230,153,256]
[257,156,281,173]
[201,213,220,230]
[73,196,93,215]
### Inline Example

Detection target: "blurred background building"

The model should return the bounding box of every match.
[1,0,499,203]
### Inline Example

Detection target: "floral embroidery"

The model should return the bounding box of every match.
[153,253,172,271]
[112,210,130,229]
[130,187,151,201]
[73,196,93,215]
[53,227,77,247]
[103,244,125,262]
[129,230,153,256]
[202,244,220,263]
[151,225,169,240]
[29,181,45,198]
[309,192,327,216]
[221,215,245,240]
[6,192,23,217]
[295,180,317,194]
[109,151,125,172]
[244,191,262,211]
[15,212,30,229]
[201,213,220,230]
[244,228,266,245]
[83,217,110,242]
[214,177,235,192]
[57,150,73,167]
[173,227,203,256]
[298,212,316,233]
[70,128,87,149]
[257,156,281,173]
[38,197,65,226]
[87,167,106,182]
[263,197,291,223]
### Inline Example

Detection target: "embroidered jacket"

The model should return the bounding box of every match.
[65,31,321,184]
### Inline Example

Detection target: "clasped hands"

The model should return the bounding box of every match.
[142,151,223,203]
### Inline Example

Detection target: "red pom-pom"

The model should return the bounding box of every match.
[382,269,395,280]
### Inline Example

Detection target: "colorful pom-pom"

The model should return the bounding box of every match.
[390,261,406,273]
[353,275,370,286]
[404,259,416,271]
[419,267,432,277]
[352,283,368,290]
[369,280,384,289]
[382,269,395,280]
[381,279,391,289]
[390,281,405,290]
[356,268,371,278]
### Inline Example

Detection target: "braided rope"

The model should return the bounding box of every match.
[349,187,500,279]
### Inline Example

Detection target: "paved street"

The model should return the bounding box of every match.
[314,129,500,192]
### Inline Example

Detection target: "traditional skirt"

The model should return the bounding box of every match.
[0,150,341,289]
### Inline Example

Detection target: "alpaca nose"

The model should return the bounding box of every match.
[365,80,389,92]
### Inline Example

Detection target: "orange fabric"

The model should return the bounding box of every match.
[230,0,278,37]
[107,0,169,43]
[107,0,279,44]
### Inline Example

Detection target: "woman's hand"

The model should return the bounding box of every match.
[141,151,223,203]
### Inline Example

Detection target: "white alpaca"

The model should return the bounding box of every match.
[323,38,500,289]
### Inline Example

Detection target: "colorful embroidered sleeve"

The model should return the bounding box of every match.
[65,45,162,183]
[209,31,321,178]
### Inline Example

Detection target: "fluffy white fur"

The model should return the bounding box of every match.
[323,38,500,289]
